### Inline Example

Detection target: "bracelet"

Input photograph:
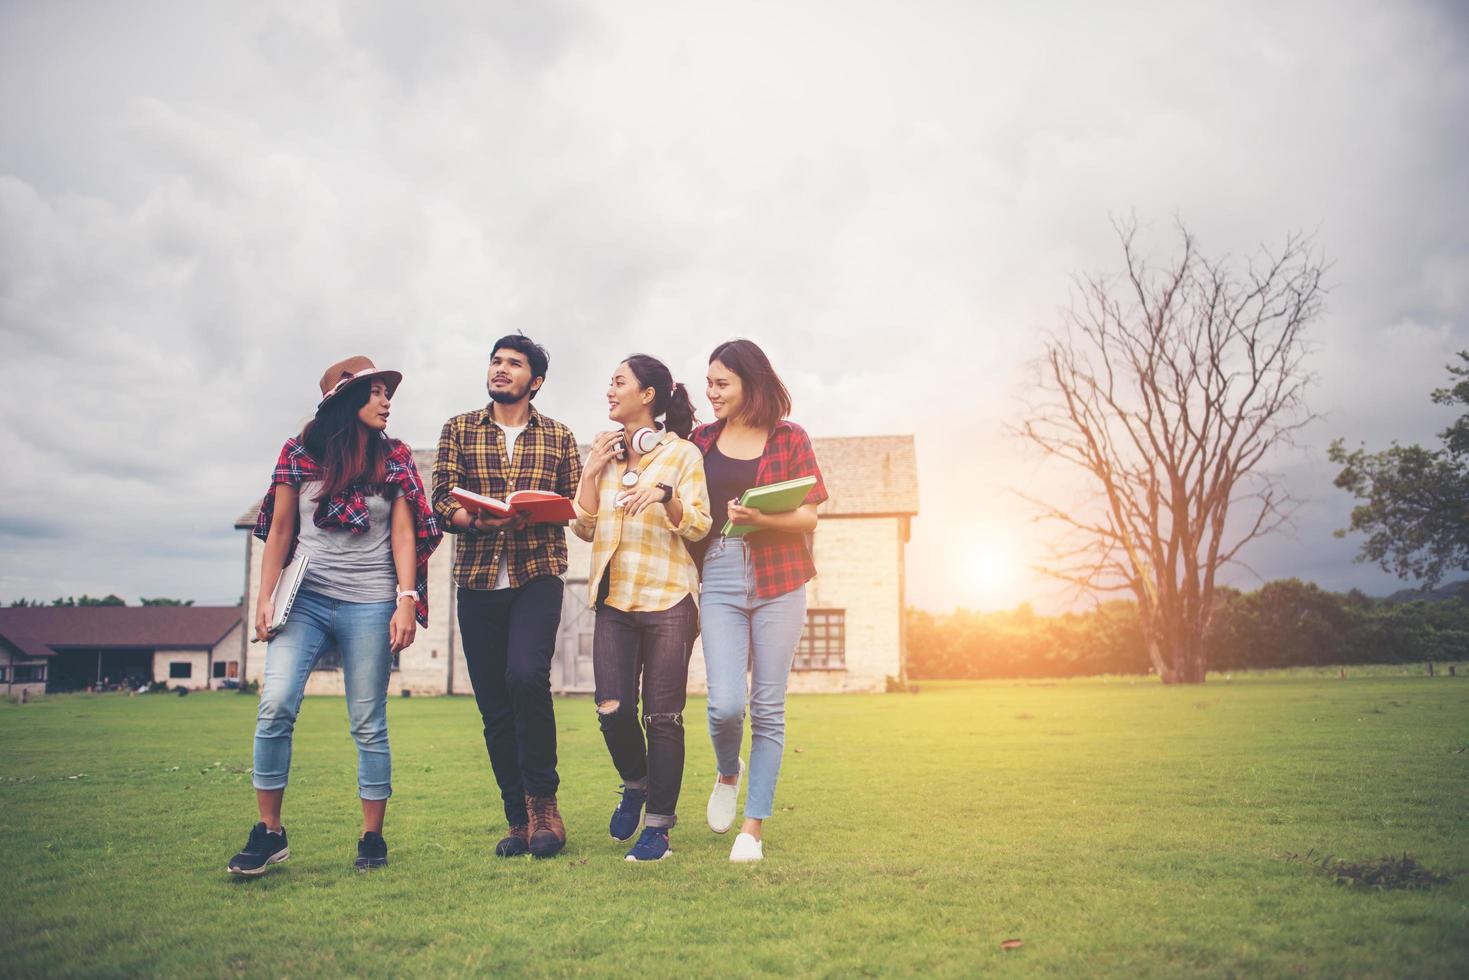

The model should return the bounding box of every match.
[396,590,416,602]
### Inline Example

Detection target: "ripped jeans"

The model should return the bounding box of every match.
[592,593,698,829]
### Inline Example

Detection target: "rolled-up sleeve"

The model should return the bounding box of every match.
[571,495,597,542]
[665,446,711,542]
[432,419,465,532]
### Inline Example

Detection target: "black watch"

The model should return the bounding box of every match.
[656,482,674,503]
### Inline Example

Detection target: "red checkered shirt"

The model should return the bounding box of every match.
[254,436,443,626]
[689,419,828,599]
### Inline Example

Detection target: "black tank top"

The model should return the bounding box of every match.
[694,443,760,567]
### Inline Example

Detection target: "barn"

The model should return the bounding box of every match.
[0,606,245,696]
[233,435,917,696]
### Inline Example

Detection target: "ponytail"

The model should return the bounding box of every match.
[664,383,696,439]
[623,353,697,439]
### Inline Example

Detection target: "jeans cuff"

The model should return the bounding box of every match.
[252,777,287,791]
[359,786,392,802]
[621,777,649,791]
[645,812,676,829]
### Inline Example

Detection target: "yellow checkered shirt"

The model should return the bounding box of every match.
[572,433,711,611]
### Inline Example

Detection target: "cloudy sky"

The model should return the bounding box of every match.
[2,0,1466,612]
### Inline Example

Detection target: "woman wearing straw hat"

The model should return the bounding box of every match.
[227,356,441,876]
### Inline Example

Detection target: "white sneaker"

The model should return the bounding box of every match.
[729,832,763,863]
[706,758,743,834]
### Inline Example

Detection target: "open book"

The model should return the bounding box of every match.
[722,475,818,536]
[450,487,576,524]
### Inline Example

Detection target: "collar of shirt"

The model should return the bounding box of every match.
[477,404,542,429]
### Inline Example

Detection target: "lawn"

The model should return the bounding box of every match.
[1,676,1466,978]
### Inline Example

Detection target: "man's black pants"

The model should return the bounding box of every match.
[458,576,564,826]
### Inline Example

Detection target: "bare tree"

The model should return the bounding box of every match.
[1017,220,1325,683]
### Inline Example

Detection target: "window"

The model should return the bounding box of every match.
[212,661,227,678]
[169,662,192,679]
[794,609,846,670]
[0,666,7,681]
[13,665,45,683]
[227,661,239,679]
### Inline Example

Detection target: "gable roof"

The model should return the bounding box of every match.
[0,607,243,657]
[234,439,918,527]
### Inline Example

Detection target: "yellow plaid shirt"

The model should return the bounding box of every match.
[572,432,711,612]
[432,404,582,590]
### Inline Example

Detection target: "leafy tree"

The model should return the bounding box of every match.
[1330,352,1469,588]
[140,598,194,606]
[43,595,127,607]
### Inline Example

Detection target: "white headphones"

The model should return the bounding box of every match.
[629,426,661,454]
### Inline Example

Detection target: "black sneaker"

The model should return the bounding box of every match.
[227,822,289,876]
[355,831,388,871]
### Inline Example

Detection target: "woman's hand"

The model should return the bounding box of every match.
[726,500,766,528]
[254,598,276,643]
[620,484,671,517]
[389,600,416,653]
[583,431,621,479]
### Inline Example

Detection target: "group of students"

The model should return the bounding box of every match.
[228,335,826,874]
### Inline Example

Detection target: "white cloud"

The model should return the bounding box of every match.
[0,0,1466,609]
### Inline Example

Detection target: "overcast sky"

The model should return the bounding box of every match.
[2,0,1466,612]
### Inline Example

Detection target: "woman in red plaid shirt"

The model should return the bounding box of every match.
[227,356,440,878]
[689,340,828,863]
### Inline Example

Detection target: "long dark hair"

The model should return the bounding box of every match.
[300,382,390,501]
[709,339,791,430]
[623,354,696,439]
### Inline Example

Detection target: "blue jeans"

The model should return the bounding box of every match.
[700,538,807,820]
[252,588,396,800]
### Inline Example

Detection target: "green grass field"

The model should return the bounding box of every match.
[2,676,1466,978]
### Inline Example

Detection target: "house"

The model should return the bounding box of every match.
[0,606,245,696]
[234,435,918,696]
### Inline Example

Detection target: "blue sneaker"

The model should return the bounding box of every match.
[609,785,647,842]
[624,827,671,862]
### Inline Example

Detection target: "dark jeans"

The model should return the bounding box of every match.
[593,593,698,829]
[458,576,564,825]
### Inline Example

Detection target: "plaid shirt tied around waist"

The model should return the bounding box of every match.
[431,404,583,590]
[254,436,443,626]
[689,419,828,599]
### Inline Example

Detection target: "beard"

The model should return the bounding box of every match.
[488,378,531,404]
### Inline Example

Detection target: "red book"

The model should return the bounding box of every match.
[450,487,576,524]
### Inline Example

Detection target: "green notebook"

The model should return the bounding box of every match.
[721,475,818,537]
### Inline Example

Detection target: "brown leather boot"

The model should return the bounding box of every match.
[525,794,566,858]
[494,823,529,858]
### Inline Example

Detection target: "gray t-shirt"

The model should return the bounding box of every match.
[296,481,397,603]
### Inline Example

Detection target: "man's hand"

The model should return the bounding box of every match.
[254,599,276,643]
[389,601,416,653]
[466,509,531,534]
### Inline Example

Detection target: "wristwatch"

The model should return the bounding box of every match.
[656,482,673,503]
